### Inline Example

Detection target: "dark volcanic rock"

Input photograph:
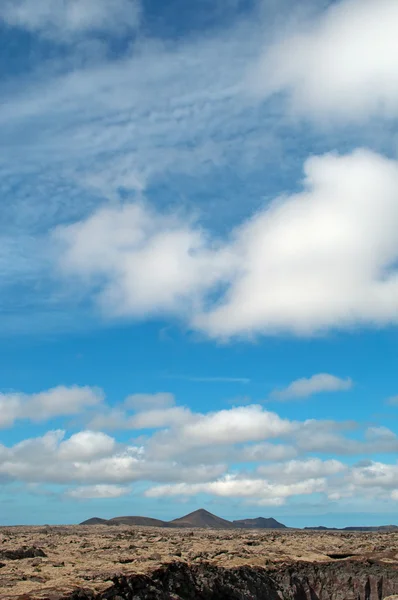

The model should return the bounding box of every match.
[109,517,168,528]
[170,509,234,529]
[24,560,398,600]
[81,509,287,530]
[0,546,47,560]
[80,518,109,526]
[233,517,286,529]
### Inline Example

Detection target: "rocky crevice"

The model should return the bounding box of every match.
[47,560,398,600]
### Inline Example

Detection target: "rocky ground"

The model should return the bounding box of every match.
[1,525,398,599]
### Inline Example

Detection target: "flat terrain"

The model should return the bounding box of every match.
[1,525,398,599]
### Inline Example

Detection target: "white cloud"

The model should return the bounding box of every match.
[0,12,268,332]
[271,373,353,401]
[240,442,297,462]
[0,407,397,508]
[0,429,226,487]
[250,0,398,121]
[196,149,398,337]
[365,426,397,441]
[350,461,398,489]
[129,407,193,430]
[0,0,141,40]
[66,484,131,499]
[143,405,295,467]
[88,406,192,431]
[3,2,398,339]
[56,149,398,338]
[58,431,116,461]
[145,474,326,506]
[257,458,346,482]
[54,203,232,320]
[169,405,293,449]
[0,385,103,428]
[295,422,398,456]
[87,392,190,434]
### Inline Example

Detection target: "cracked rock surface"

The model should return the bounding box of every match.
[0,525,397,599]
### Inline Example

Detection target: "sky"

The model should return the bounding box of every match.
[1,0,398,527]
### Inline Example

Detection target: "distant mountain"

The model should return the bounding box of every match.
[80,509,287,529]
[305,525,398,532]
[233,517,286,529]
[170,509,234,529]
[343,525,398,532]
[108,516,168,527]
[80,517,109,525]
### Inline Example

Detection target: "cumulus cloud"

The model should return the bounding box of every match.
[271,373,353,401]
[66,484,131,499]
[0,0,141,40]
[56,149,398,338]
[293,420,363,455]
[87,391,190,433]
[250,0,398,121]
[145,457,398,506]
[257,458,346,482]
[0,429,226,487]
[182,405,292,445]
[0,386,103,428]
[240,442,297,463]
[88,406,192,431]
[147,405,294,462]
[129,407,193,430]
[145,475,326,506]
[196,149,398,337]
[0,402,397,507]
[365,426,397,441]
[295,423,398,456]
[54,203,232,320]
[58,431,116,461]
[345,461,398,500]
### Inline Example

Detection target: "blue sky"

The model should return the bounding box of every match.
[1,0,398,527]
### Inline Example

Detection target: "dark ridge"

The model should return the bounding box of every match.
[305,525,398,532]
[233,517,286,529]
[80,509,288,529]
[170,509,234,529]
[108,516,168,527]
[80,517,109,525]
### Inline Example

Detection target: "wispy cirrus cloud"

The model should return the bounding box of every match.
[0,386,103,429]
[0,15,272,331]
[165,375,251,384]
[2,0,398,340]
[66,484,131,499]
[0,0,141,41]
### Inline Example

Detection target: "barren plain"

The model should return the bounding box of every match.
[1,525,398,599]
